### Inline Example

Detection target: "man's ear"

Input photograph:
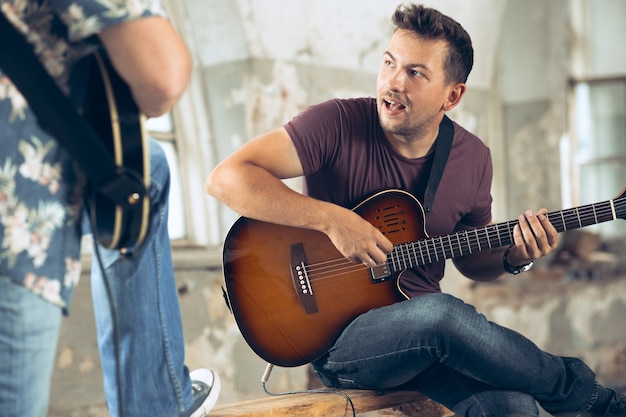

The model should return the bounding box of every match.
[442,83,466,111]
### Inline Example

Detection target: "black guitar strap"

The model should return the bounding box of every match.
[423,114,454,215]
[0,12,146,209]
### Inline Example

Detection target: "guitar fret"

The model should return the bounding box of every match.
[425,239,432,264]
[506,223,515,244]
[464,230,472,254]
[504,223,511,246]
[435,237,446,261]
[495,225,502,247]
[600,202,616,223]
[400,245,408,269]
[565,208,578,231]
[390,249,398,271]
[425,240,432,263]
[563,208,576,230]
[409,242,417,267]
[475,229,481,252]
[610,199,617,220]
[447,235,454,258]
[394,245,402,270]
[580,206,597,228]
[414,243,420,267]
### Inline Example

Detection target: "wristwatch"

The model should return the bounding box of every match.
[502,246,534,275]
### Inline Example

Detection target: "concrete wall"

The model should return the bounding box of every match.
[176,0,508,238]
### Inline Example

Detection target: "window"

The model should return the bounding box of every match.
[572,78,626,237]
[146,114,186,240]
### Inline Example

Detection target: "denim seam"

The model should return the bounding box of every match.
[582,381,600,412]
[325,345,439,367]
[153,178,187,417]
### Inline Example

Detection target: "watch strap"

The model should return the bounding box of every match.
[503,246,534,275]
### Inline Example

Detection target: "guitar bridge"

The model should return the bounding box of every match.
[290,243,319,314]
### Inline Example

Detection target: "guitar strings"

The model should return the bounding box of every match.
[299,197,626,288]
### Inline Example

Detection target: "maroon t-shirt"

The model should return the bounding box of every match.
[284,97,493,297]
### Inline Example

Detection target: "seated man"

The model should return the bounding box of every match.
[206,3,625,416]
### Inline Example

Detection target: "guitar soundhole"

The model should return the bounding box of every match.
[373,205,407,235]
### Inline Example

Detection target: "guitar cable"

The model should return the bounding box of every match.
[89,209,126,417]
[260,363,357,417]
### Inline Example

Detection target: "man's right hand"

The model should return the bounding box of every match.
[323,208,393,266]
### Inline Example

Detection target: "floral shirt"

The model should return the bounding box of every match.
[0,0,164,312]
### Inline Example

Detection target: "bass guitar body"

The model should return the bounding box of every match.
[82,52,150,250]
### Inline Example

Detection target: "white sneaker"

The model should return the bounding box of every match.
[180,368,221,417]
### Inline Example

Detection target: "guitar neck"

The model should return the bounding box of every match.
[388,195,626,270]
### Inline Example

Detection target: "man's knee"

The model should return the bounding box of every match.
[403,293,473,330]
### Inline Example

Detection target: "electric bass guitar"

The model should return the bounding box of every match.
[0,10,150,251]
[222,187,626,367]
[82,52,150,251]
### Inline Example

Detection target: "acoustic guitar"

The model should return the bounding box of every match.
[222,187,626,367]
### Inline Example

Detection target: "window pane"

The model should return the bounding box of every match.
[575,81,626,159]
[574,80,626,238]
[157,140,186,240]
[579,163,626,237]
[146,113,174,133]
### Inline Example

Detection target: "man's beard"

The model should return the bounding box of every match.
[379,113,431,143]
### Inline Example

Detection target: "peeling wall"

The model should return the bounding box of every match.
[188,0,506,238]
[175,0,626,236]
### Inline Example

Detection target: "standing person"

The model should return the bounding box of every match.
[0,1,220,417]
[206,3,625,416]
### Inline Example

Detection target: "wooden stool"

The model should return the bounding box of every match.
[206,389,451,416]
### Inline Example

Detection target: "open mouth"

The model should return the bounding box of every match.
[383,99,406,112]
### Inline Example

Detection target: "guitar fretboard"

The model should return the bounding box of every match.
[387,195,626,270]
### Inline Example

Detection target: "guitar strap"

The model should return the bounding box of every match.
[0,12,147,209]
[423,114,454,214]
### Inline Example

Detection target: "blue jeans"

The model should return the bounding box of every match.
[89,139,194,417]
[0,275,62,417]
[312,292,599,417]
